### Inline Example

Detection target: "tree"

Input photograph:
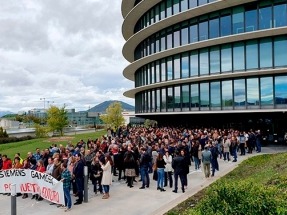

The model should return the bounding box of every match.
[100,102,125,130]
[46,105,69,136]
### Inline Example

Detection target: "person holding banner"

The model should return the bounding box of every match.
[61,162,72,212]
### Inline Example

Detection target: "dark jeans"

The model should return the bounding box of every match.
[92,177,102,193]
[174,172,185,192]
[118,168,125,180]
[164,171,173,188]
[223,152,230,161]
[239,143,245,155]
[211,158,219,176]
[140,166,150,187]
[103,185,110,193]
[75,177,84,203]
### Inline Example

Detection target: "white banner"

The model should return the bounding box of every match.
[0,169,65,204]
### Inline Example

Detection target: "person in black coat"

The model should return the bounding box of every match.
[172,151,185,193]
[90,156,103,194]
[73,154,84,205]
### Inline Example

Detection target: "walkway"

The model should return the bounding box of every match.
[0,146,286,215]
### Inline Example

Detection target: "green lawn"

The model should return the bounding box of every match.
[0,130,106,159]
[167,153,287,215]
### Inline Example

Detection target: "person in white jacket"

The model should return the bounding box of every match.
[163,150,173,188]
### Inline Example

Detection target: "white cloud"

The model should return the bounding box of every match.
[0,0,133,112]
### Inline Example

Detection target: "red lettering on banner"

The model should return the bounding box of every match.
[3,184,11,191]
[20,183,40,193]
[41,187,59,203]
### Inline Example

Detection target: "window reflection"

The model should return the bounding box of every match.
[190,50,199,76]
[156,89,161,112]
[167,87,174,111]
[200,48,209,75]
[200,83,209,109]
[247,78,259,108]
[161,88,166,111]
[174,86,181,111]
[167,57,173,80]
[275,76,287,105]
[259,6,272,30]
[222,80,233,109]
[210,82,221,108]
[191,84,199,109]
[234,79,246,108]
[274,36,287,67]
[260,38,272,68]
[210,46,220,74]
[161,59,166,82]
[246,40,258,69]
[260,77,273,106]
[174,55,180,79]
[182,84,190,110]
[233,42,245,71]
[181,53,189,78]
[221,44,232,72]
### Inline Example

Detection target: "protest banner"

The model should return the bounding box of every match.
[0,169,64,204]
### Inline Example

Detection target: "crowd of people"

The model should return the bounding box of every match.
[0,126,264,211]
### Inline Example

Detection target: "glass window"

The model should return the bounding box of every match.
[167,0,172,17]
[180,0,188,11]
[151,90,156,112]
[161,59,166,81]
[155,61,160,83]
[210,81,221,108]
[150,37,155,55]
[246,40,258,69]
[221,44,232,72]
[259,6,272,30]
[209,17,219,39]
[156,89,161,112]
[167,30,173,49]
[148,66,151,85]
[150,9,155,25]
[161,88,166,111]
[167,87,174,111]
[155,5,160,22]
[198,0,207,6]
[167,57,173,80]
[222,80,233,108]
[182,84,190,110]
[190,23,198,42]
[181,53,189,78]
[160,2,166,20]
[247,78,259,107]
[260,77,273,106]
[200,48,209,75]
[174,27,180,47]
[210,46,220,74]
[274,4,287,27]
[181,26,189,45]
[260,38,272,68]
[191,83,199,108]
[233,42,245,71]
[220,12,231,36]
[233,6,244,34]
[150,63,155,84]
[174,55,181,79]
[146,91,149,112]
[199,20,208,41]
[173,0,180,14]
[234,79,246,108]
[245,4,258,32]
[174,86,181,111]
[189,0,197,9]
[275,75,287,105]
[190,50,199,76]
[200,83,209,108]
[274,36,287,67]
[160,32,166,51]
[155,34,160,53]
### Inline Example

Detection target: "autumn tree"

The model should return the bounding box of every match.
[46,105,68,136]
[100,102,125,130]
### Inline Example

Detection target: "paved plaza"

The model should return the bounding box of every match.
[0,146,286,215]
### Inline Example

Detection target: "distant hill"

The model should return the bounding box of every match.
[0,111,14,118]
[88,100,134,113]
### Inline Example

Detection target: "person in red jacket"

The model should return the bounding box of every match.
[2,155,12,170]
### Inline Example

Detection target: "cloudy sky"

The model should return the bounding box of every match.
[0,0,133,113]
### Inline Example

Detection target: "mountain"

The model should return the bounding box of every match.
[88,100,134,113]
[0,111,14,118]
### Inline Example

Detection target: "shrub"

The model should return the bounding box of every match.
[188,181,287,215]
[35,124,48,138]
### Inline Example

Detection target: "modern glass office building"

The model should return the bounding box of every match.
[122,0,287,135]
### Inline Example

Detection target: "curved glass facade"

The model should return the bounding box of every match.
[122,0,287,130]
[134,0,218,34]
[135,75,287,113]
[135,36,287,87]
[134,1,287,60]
